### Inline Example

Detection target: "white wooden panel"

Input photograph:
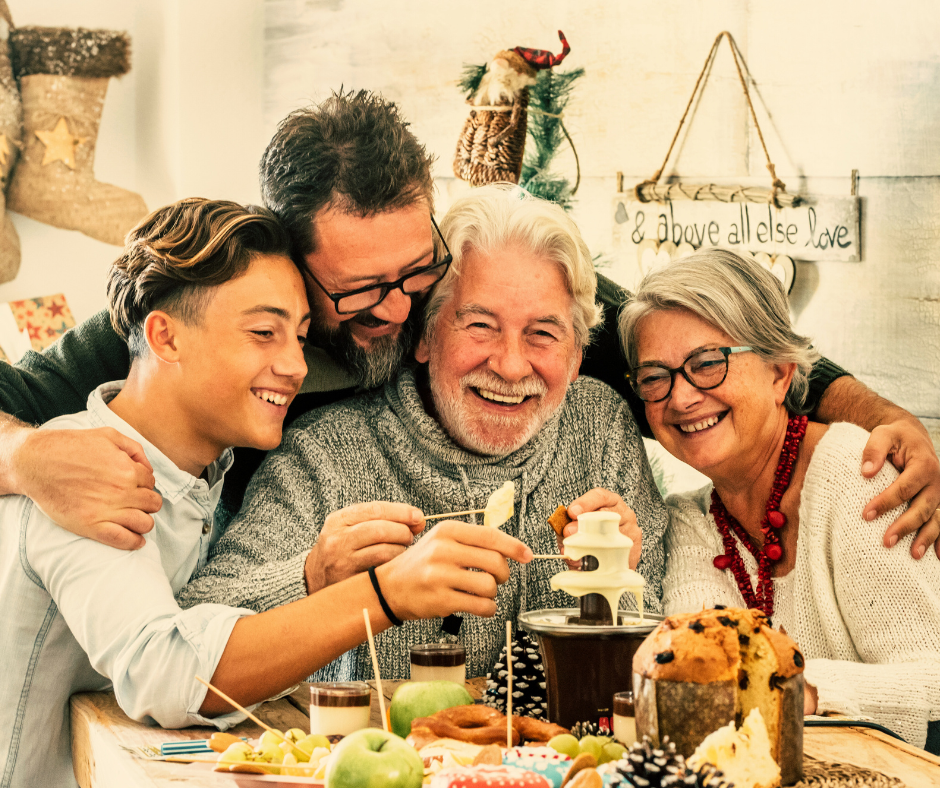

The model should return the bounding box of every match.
[789,177,940,419]
[746,0,940,178]
[263,0,752,180]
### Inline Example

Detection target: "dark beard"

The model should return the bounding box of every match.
[310,313,418,389]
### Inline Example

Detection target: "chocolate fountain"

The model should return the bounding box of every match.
[519,512,663,729]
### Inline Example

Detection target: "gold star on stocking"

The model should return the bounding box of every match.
[0,134,9,168]
[35,117,86,169]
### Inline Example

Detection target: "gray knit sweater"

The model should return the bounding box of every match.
[178,370,667,681]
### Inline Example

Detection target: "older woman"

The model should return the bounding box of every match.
[619,248,940,751]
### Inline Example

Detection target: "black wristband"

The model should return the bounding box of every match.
[368,566,403,626]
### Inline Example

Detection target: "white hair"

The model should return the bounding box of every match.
[618,247,820,412]
[424,184,602,347]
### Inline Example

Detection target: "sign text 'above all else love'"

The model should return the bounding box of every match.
[613,195,861,262]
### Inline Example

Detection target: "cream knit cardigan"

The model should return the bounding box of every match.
[663,422,940,748]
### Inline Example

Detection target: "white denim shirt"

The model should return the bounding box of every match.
[0,382,253,788]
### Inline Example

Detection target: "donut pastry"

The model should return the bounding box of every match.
[512,715,569,744]
[429,764,552,788]
[407,705,570,750]
[408,705,517,750]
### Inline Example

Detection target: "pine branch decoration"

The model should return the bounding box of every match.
[520,66,584,209]
[458,63,488,101]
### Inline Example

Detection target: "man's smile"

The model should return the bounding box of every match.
[473,387,530,406]
[348,312,402,340]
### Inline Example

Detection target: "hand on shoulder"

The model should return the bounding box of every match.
[11,426,161,550]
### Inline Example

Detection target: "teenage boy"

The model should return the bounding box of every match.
[0,198,531,788]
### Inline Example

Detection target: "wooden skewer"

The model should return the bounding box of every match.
[423,509,485,521]
[363,608,389,732]
[194,676,307,760]
[506,620,513,749]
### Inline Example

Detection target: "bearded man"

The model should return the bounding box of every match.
[179,185,668,679]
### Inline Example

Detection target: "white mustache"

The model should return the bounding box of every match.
[460,371,548,398]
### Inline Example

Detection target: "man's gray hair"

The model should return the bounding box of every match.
[618,247,820,412]
[424,184,602,347]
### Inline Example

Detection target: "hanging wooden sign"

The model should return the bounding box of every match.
[612,194,861,262]
[616,32,863,265]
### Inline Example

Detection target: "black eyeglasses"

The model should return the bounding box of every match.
[305,216,453,315]
[628,346,753,403]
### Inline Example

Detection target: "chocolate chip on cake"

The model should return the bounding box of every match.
[738,670,749,690]
[793,649,804,668]
[718,616,736,627]
[655,650,675,664]
[714,604,727,610]
[738,633,750,645]
[688,621,705,633]
[769,673,785,690]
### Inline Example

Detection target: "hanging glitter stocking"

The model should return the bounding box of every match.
[8,26,147,245]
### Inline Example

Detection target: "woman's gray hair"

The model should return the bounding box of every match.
[618,248,820,413]
[425,184,602,347]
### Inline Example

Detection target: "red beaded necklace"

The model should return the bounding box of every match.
[709,413,808,620]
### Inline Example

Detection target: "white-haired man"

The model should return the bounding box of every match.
[179,185,669,679]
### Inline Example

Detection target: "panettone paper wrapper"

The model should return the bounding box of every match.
[633,672,804,785]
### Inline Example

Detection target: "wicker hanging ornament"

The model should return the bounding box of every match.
[454,31,570,187]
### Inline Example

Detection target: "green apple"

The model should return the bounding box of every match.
[389,680,473,738]
[324,728,423,788]
[599,740,626,764]
[547,733,580,758]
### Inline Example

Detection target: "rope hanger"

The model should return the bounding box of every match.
[634,31,798,209]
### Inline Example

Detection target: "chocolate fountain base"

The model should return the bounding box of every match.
[518,608,664,730]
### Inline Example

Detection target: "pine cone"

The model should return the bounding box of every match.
[483,632,547,718]
[613,737,731,788]
[570,720,611,739]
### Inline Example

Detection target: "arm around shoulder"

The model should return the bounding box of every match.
[814,375,940,559]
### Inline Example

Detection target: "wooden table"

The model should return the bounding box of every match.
[71,683,939,788]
